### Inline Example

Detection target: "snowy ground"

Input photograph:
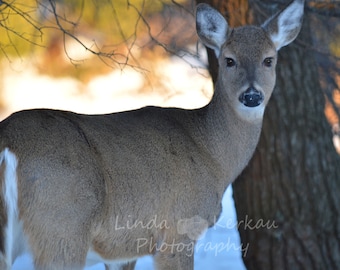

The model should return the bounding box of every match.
[2,57,246,269]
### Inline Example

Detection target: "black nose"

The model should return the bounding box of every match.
[239,87,264,107]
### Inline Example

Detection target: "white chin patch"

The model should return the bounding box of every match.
[236,103,265,122]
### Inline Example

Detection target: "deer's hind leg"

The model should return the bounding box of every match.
[25,197,96,270]
[30,225,91,270]
[18,156,105,269]
[21,180,100,269]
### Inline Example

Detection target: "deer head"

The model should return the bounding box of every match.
[196,0,304,122]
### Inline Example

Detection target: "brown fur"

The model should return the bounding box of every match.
[0,1,304,269]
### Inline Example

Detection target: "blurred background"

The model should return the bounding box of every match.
[0,0,214,120]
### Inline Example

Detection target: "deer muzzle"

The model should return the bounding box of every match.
[239,87,264,107]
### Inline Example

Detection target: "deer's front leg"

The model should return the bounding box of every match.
[153,239,195,270]
[122,261,136,270]
[105,261,136,270]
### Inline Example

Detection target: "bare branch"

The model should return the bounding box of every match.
[46,0,146,70]
[0,1,45,59]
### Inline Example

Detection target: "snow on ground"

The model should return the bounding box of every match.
[2,57,246,269]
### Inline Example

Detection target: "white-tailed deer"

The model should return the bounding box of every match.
[0,1,304,269]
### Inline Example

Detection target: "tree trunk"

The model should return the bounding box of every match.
[231,1,340,269]
[197,0,340,268]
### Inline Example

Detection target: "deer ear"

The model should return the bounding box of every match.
[262,0,304,51]
[196,3,228,57]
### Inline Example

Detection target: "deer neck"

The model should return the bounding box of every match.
[194,79,263,182]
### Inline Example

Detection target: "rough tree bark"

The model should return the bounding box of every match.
[197,0,340,269]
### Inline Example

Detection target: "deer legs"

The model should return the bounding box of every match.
[105,261,137,270]
[154,252,194,270]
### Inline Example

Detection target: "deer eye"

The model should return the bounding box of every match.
[263,57,273,67]
[225,58,236,67]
